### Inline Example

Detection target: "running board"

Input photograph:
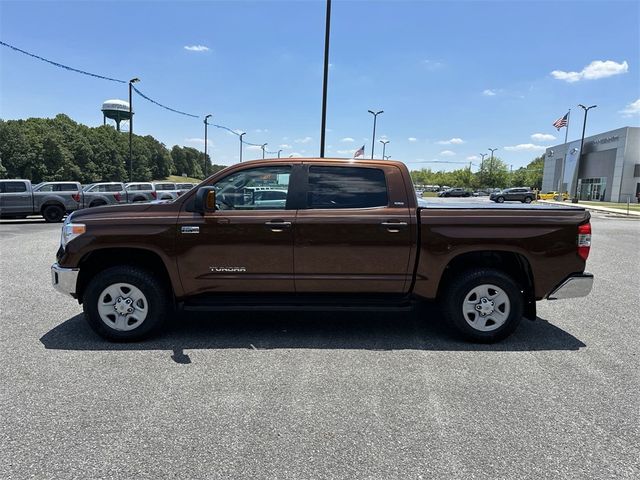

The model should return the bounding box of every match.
[181,294,415,312]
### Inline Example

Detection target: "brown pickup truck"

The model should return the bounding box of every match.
[51,158,593,342]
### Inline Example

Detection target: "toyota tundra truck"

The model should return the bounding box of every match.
[51,158,593,342]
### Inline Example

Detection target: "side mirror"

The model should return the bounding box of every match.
[194,187,216,214]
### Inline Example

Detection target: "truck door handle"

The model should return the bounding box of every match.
[265,220,292,232]
[381,221,408,232]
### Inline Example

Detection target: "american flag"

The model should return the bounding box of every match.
[553,112,569,130]
[354,145,365,158]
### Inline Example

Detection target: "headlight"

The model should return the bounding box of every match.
[60,223,86,248]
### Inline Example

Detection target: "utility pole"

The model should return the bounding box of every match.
[380,140,389,160]
[368,109,383,159]
[128,77,140,182]
[203,114,212,177]
[574,104,597,202]
[239,132,246,163]
[319,0,332,158]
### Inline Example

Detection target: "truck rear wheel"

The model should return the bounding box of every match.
[441,268,523,342]
[83,266,171,341]
[42,205,65,223]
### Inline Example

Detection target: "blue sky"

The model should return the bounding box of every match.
[1,0,639,171]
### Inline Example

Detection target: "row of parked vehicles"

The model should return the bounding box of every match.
[435,187,568,204]
[0,180,196,222]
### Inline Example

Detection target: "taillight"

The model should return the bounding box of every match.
[151,191,157,200]
[72,193,80,202]
[577,223,591,261]
[114,192,122,202]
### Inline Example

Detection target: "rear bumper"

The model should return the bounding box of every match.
[51,263,79,298]
[547,273,594,300]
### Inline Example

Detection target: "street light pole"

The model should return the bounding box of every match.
[384,155,391,160]
[380,140,389,160]
[319,0,332,158]
[261,143,267,160]
[488,148,498,186]
[278,149,283,159]
[574,104,597,202]
[203,114,212,178]
[368,109,383,159]
[239,132,246,163]
[128,77,140,182]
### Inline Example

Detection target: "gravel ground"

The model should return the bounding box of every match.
[1,211,638,479]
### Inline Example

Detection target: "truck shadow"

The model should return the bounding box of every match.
[40,304,586,360]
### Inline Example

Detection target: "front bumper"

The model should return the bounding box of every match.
[547,273,594,300]
[51,263,79,298]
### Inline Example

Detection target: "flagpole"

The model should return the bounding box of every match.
[557,109,570,198]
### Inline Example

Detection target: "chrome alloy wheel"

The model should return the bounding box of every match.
[462,284,511,332]
[96,283,148,331]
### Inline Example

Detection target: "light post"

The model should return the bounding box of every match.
[319,0,332,158]
[239,132,246,163]
[479,153,487,186]
[574,104,597,202]
[384,155,391,160]
[261,143,267,159]
[488,148,498,186]
[368,109,383,159]
[203,114,212,178]
[128,77,140,182]
[380,140,389,160]
[277,149,283,159]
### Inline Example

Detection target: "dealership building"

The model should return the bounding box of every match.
[542,126,640,202]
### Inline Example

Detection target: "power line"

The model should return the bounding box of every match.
[131,85,198,118]
[0,40,126,83]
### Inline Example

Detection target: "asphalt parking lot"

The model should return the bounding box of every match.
[1,208,639,479]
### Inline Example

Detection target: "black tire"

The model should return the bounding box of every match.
[496,196,505,203]
[132,196,146,203]
[523,196,533,204]
[441,268,523,343]
[42,204,65,223]
[83,265,172,341]
[89,200,106,208]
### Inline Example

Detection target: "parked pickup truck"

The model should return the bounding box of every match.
[0,179,82,222]
[51,159,593,343]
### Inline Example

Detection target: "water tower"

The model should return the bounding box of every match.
[102,99,132,131]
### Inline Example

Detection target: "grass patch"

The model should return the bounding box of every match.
[161,175,203,184]
[419,191,439,197]
[579,201,640,212]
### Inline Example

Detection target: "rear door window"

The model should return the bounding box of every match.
[307,166,388,209]
[3,182,28,193]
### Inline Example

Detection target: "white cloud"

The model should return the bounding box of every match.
[336,149,355,155]
[423,59,444,71]
[619,98,640,117]
[341,137,355,143]
[504,144,547,152]
[254,128,269,133]
[437,137,464,145]
[295,136,313,144]
[440,150,455,156]
[184,137,212,146]
[408,137,418,142]
[551,60,628,83]
[289,152,303,158]
[483,89,497,96]
[246,145,263,151]
[279,144,292,149]
[466,155,479,161]
[531,133,556,142]
[184,45,210,52]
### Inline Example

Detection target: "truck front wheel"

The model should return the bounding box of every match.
[442,268,523,342]
[83,266,171,341]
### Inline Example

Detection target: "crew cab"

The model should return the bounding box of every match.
[0,179,82,222]
[51,159,593,343]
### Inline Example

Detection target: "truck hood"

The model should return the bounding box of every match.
[69,202,155,221]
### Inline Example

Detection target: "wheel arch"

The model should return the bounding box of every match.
[437,250,536,320]
[76,247,176,304]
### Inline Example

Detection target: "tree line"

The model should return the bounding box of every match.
[0,114,225,183]
[410,156,544,190]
